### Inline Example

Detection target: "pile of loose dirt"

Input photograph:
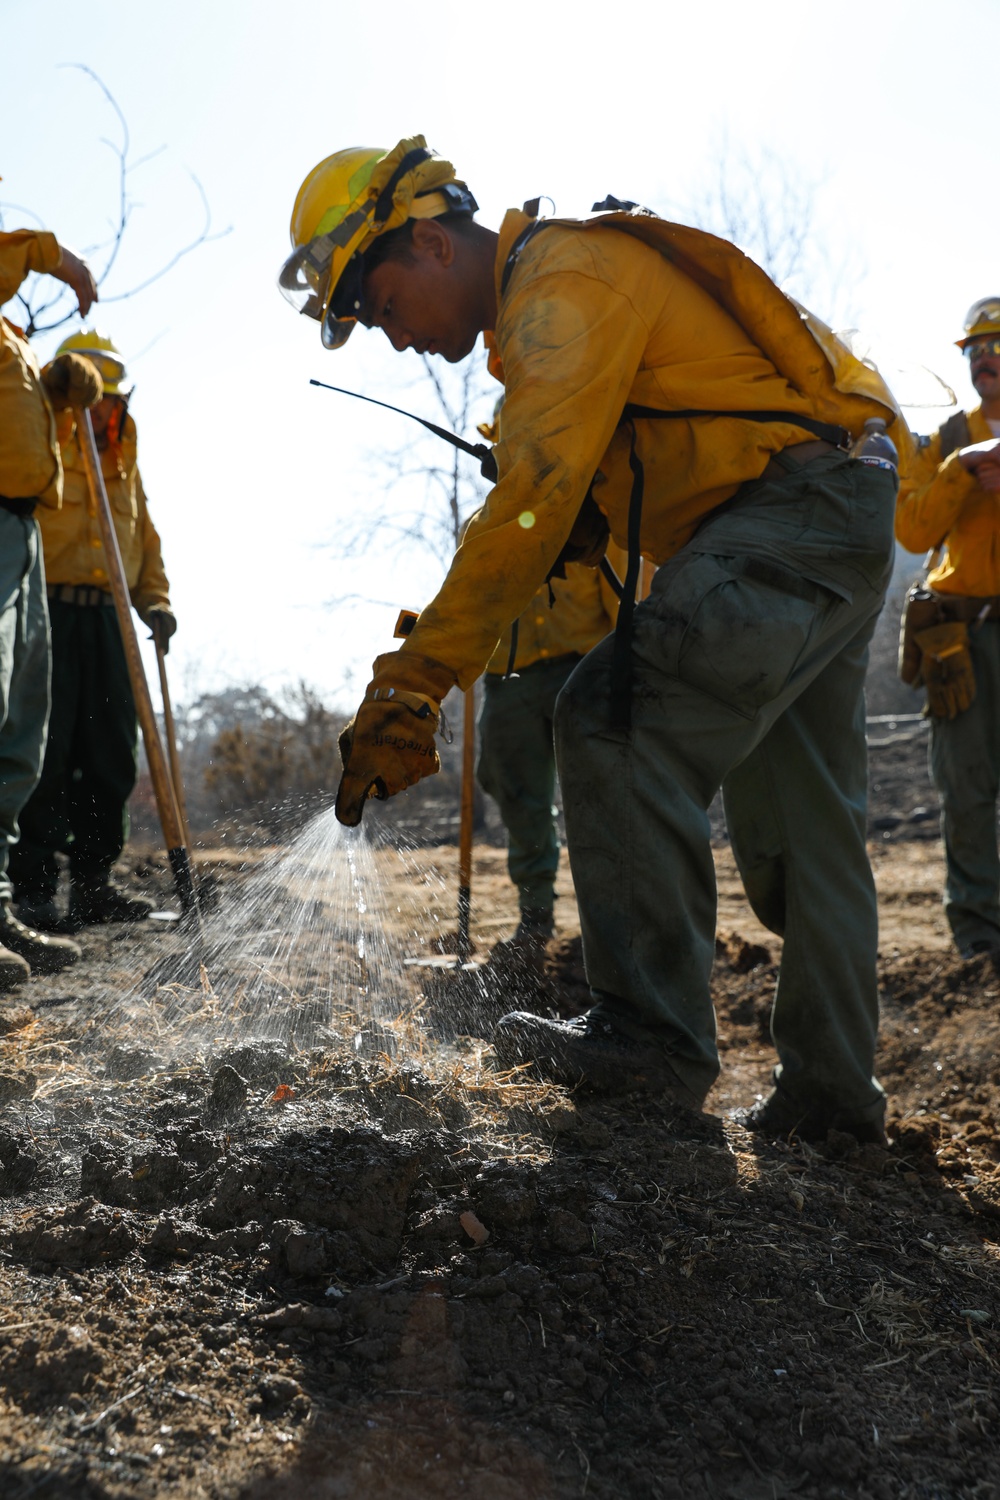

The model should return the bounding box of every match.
[2,844,1000,1499]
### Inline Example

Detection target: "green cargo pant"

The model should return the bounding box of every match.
[929,621,1000,953]
[477,655,581,913]
[0,512,50,903]
[555,452,895,1117]
[10,598,137,901]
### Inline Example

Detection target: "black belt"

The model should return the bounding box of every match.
[0,496,37,518]
[46,584,115,607]
[760,438,842,482]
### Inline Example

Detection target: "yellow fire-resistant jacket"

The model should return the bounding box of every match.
[486,555,621,674]
[41,411,170,618]
[0,230,62,505]
[895,406,1000,597]
[403,208,912,690]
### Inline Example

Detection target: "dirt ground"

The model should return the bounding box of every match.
[5,746,1000,1500]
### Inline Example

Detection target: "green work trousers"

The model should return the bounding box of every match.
[0,512,50,903]
[556,453,895,1118]
[10,599,137,900]
[929,621,1000,952]
[477,655,581,913]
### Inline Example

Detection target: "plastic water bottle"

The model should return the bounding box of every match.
[850,417,898,476]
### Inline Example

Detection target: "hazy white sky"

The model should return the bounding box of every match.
[3,0,996,709]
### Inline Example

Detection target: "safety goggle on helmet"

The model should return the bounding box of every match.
[957,297,1000,353]
[278,136,478,350]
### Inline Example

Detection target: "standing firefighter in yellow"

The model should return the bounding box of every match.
[10,333,175,932]
[896,299,1000,959]
[0,229,102,986]
[281,139,911,1143]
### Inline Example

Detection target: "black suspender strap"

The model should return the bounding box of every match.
[504,620,520,679]
[610,424,646,728]
[620,402,850,451]
[500,219,546,296]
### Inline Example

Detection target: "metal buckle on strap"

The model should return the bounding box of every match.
[367,687,438,719]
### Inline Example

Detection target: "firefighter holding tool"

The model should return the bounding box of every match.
[280,137,912,1144]
[11,332,175,932]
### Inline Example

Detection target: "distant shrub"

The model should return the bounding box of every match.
[203,683,344,837]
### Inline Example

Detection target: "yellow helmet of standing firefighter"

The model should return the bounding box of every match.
[956,297,1000,350]
[55,330,127,394]
[278,135,478,350]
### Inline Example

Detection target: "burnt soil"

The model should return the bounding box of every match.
[4,732,1000,1500]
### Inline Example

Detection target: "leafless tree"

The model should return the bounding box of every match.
[679,139,865,328]
[331,354,494,586]
[0,65,229,338]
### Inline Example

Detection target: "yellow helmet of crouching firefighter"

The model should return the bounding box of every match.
[278,135,477,350]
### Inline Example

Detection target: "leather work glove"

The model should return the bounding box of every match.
[40,353,103,411]
[144,608,178,654]
[335,650,456,827]
[914,621,976,719]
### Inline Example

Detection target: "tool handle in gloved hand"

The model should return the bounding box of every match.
[42,353,103,411]
[146,609,178,657]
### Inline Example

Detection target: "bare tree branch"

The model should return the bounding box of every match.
[680,138,866,327]
[66,64,132,286]
[0,202,46,230]
[3,66,230,338]
[329,355,494,583]
[99,171,230,303]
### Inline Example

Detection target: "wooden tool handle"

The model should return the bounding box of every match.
[155,638,194,853]
[74,407,199,915]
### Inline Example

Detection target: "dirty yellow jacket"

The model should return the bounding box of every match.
[404,209,911,690]
[486,554,621,674]
[0,230,62,505]
[41,411,170,617]
[895,406,1000,597]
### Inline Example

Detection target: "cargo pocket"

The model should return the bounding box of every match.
[646,553,835,720]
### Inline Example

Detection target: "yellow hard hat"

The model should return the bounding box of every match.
[278,135,478,350]
[956,297,1000,349]
[55,330,127,394]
